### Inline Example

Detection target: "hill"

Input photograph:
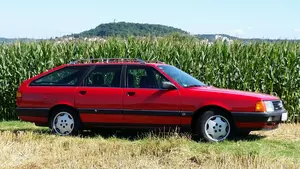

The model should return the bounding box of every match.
[2,22,300,43]
[0,37,16,43]
[69,22,188,37]
[66,22,300,42]
[0,37,34,43]
[197,34,300,43]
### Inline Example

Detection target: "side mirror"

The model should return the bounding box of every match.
[162,81,177,90]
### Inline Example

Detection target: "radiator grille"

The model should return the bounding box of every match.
[272,100,283,111]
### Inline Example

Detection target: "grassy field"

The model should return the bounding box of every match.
[0,121,300,169]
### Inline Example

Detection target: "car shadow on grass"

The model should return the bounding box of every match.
[0,127,265,142]
[231,134,266,142]
[79,129,266,142]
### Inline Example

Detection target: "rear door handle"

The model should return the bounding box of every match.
[79,90,87,95]
[127,92,135,96]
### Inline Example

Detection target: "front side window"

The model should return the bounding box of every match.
[152,68,170,88]
[157,65,206,87]
[30,66,88,86]
[126,66,169,89]
[85,65,122,87]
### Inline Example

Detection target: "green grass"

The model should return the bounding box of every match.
[0,121,300,168]
[0,121,38,129]
[0,120,48,131]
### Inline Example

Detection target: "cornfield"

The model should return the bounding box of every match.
[0,36,299,121]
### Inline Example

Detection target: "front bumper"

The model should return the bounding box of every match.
[232,109,288,130]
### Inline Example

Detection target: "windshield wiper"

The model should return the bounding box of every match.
[184,85,204,88]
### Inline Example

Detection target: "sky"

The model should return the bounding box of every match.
[0,0,300,39]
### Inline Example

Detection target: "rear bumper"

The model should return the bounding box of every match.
[232,109,288,131]
[16,107,49,125]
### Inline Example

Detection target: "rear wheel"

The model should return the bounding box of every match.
[194,108,234,142]
[50,108,80,136]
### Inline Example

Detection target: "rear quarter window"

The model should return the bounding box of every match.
[30,66,89,86]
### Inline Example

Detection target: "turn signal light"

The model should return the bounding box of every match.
[16,91,22,98]
[256,101,266,112]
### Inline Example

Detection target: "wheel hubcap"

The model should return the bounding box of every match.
[52,112,74,135]
[204,115,230,141]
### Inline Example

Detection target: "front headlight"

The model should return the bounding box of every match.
[256,101,274,112]
[264,101,274,112]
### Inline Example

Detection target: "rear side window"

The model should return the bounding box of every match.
[84,65,122,87]
[30,66,89,86]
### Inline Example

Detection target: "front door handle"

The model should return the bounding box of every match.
[127,92,135,96]
[79,90,87,95]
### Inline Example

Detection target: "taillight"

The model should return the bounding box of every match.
[16,91,22,105]
[16,91,22,98]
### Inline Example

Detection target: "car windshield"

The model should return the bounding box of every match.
[157,65,206,87]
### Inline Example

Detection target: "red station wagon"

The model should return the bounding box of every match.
[16,58,288,142]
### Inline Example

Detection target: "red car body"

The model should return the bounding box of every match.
[15,59,288,138]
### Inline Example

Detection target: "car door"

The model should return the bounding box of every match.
[74,65,124,124]
[122,65,181,126]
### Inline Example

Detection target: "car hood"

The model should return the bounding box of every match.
[188,86,279,100]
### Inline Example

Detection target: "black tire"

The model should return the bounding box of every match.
[49,107,81,136]
[193,108,235,142]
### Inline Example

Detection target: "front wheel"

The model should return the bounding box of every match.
[50,108,80,136]
[194,109,234,142]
